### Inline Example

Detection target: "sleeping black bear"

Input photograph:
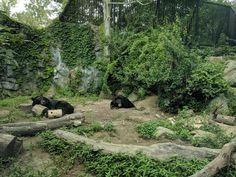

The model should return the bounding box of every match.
[110,95,135,109]
[31,96,74,117]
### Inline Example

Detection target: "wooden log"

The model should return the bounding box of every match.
[0,133,22,159]
[214,114,236,126]
[0,112,85,136]
[18,103,32,113]
[53,130,224,161]
[190,139,236,177]
[47,109,63,119]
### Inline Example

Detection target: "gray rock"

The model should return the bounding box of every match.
[51,47,70,87]
[208,94,230,115]
[154,127,175,139]
[191,130,216,140]
[128,92,139,102]
[18,104,32,113]
[1,81,18,90]
[224,60,236,87]
[32,105,47,117]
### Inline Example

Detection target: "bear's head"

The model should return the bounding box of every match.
[31,96,50,107]
[110,98,122,109]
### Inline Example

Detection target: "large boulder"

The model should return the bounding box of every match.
[207,94,230,115]
[0,133,23,159]
[154,127,175,139]
[224,59,236,87]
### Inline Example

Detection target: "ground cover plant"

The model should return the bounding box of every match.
[136,108,236,149]
[40,131,210,177]
[65,121,114,136]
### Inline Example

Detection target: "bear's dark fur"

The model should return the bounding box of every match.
[110,95,135,109]
[31,96,74,117]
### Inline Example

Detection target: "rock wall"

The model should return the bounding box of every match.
[0,12,53,98]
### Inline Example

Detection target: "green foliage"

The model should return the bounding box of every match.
[136,120,172,139]
[0,12,53,97]
[0,96,41,124]
[137,108,235,149]
[187,61,228,100]
[192,124,236,149]
[137,108,194,141]
[40,131,210,177]
[47,21,96,68]
[103,23,228,113]
[226,90,236,116]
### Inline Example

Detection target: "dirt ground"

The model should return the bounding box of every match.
[4,96,169,176]
[4,95,234,176]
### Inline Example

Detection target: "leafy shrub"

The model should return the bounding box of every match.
[102,23,228,113]
[192,124,236,149]
[137,108,235,148]
[187,62,228,106]
[136,109,194,141]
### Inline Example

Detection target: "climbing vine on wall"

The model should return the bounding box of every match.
[0,11,53,97]
[47,21,96,68]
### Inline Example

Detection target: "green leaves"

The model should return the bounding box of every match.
[40,131,209,177]
[187,61,228,99]
[47,22,96,68]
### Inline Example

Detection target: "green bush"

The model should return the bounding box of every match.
[101,23,228,113]
[187,62,228,103]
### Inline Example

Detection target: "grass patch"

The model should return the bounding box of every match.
[40,131,210,177]
[0,96,30,108]
[0,96,38,124]
[54,94,99,106]
[65,121,114,136]
[136,108,195,141]
[136,109,236,149]
[192,124,236,149]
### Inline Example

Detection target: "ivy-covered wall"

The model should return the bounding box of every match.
[0,11,53,98]
[47,21,96,68]
[0,10,98,98]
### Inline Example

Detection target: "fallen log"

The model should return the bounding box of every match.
[0,133,23,159]
[214,114,236,126]
[0,113,85,136]
[190,138,236,177]
[53,130,223,161]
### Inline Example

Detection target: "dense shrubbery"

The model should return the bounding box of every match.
[101,24,228,112]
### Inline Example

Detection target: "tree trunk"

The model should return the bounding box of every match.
[190,139,236,177]
[0,133,23,159]
[53,130,228,161]
[0,113,85,136]
[103,0,111,61]
[195,0,200,36]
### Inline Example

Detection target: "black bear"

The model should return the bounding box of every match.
[31,96,74,117]
[110,95,135,109]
